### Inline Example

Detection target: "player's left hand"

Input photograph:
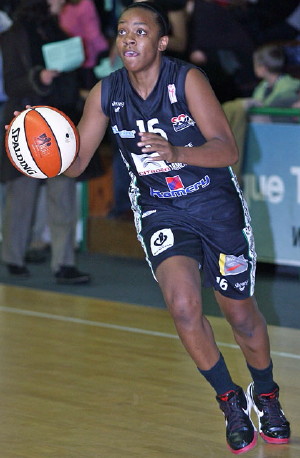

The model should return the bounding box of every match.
[137,132,179,163]
[4,106,32,130]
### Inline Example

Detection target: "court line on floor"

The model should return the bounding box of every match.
[1,305,299,361]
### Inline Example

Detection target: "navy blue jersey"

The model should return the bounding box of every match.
[101,56,235,210]
[101,56,256,296]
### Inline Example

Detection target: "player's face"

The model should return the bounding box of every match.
[116,8,168,73]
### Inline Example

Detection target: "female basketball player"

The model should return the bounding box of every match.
[64,2,290,453]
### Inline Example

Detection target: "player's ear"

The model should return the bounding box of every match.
[158,36,168,52]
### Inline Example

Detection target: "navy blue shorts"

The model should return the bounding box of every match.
[137,191,256,300]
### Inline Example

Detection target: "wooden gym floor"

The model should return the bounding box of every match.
[0,283,299,458]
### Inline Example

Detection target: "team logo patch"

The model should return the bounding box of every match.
[171,114,195,132]
[219,253,248,276]
[150,228,174,256]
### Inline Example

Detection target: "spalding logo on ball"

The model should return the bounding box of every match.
[5,106,79,179]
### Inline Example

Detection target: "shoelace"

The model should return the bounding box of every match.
[221,396,249,430]
[258,394,286,426]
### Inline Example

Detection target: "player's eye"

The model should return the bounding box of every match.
[117,28,126,36]
[136,28,147,36]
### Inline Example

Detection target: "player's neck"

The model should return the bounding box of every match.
[128,66,160,100]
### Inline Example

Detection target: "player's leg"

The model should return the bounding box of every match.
[155,255,257,454]
[216,292,290,444]
[156,255,220,369]
[215,292,270,369]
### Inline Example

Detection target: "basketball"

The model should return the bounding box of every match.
[5,106,79,179]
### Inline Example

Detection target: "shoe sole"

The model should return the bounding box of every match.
[227,432,258,455]
[260,432,289,444]
[246,383,290,445]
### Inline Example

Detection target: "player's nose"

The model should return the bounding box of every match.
[123,32,136,45]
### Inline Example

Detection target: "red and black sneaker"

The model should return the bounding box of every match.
[217,387,257,454]
[247,382,290,444]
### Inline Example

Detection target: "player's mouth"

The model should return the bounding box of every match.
[124,50,139,57]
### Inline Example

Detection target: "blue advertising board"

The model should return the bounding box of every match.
[243,122,300,266]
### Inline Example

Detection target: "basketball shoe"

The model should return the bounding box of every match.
[216,386,257,454]
[247,382,290,444]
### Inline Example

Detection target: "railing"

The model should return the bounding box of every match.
[249,106,300,119]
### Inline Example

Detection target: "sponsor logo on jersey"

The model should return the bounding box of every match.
[235,280,249,291]
[168,84,177,104]
[150,175,210,198]
[168,162,186,171]
[132,152,171,175]
[219,254,248,276]
[150,228,174,256]
[171,114,195,132]
[112,125,136,138]
[166,175,184,191]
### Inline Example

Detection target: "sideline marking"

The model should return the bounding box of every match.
[0,305,299,360]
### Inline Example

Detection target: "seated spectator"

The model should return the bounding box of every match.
[188,0,257,101]
[223,43,300,181]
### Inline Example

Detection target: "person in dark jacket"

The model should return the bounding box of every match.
[0,0,90,283]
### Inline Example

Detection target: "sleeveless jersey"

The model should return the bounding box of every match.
[101,56,235,211]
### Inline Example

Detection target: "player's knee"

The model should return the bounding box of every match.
[167,294,202,328]
[229,312,257,338]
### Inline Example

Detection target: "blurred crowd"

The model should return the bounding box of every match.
[0,0,300,278]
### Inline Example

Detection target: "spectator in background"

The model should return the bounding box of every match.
[0,0,90,284]
[0,9,13,240]
[59,0,109,91]
[233,0,300,47]
[0,0,21,17]
[188,0,257,102]
[223,43,300,181]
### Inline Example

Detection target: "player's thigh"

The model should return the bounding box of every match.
[156,255,203,311]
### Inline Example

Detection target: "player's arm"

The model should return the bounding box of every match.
[137,68,239,168]
[183,68,239,167]
[64,81,109,177]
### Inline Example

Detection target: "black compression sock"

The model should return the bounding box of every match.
[198,353,239,396]
[247,360,277,395]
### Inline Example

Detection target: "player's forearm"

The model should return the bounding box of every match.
[64,155,88,178]
[176,138,239,168]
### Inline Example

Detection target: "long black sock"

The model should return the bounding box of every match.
[247,360,277,395]
[198,353,239,396]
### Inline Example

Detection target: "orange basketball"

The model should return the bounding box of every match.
[5,106,79,179]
